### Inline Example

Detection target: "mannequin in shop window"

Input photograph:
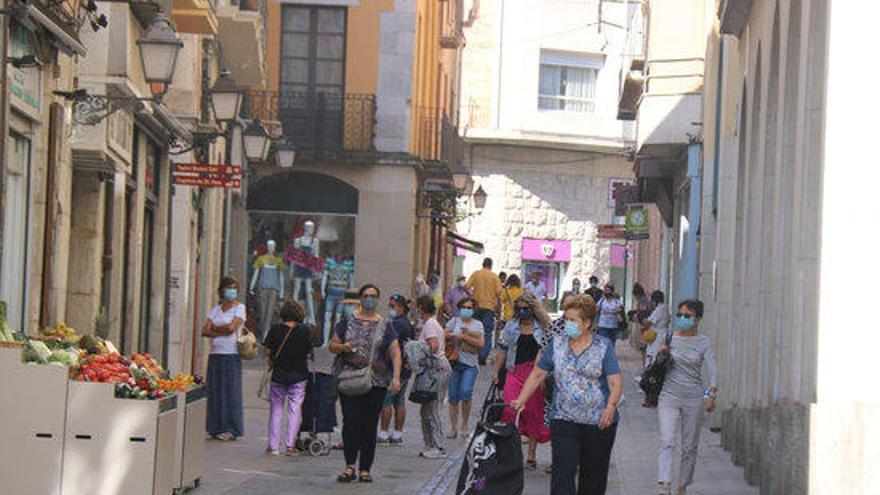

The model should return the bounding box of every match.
[321,244,355,347]
[250,240,286,341]
[287,221,322,325]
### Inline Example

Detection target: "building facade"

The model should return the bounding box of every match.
[457,0,640,309]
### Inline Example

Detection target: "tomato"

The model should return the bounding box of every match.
[98,371,109,382]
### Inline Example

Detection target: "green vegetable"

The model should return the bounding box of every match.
[23,340,53,364]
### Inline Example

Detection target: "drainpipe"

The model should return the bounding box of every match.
[681,141,702,300]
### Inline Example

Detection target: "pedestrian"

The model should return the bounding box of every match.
[442,275,471,321]
[414,273,431,299]
[494,292,551,471]
[584,275,604,305]
[498,271,508,287]
[643,290,670,367]
[203,276,246,441]
[501,274,525,326]
[628,283,653,358]
[445,297,485,439]
[512,294,623,495]
[466,257,502,365]
[656,300,717,495]
[596,283,624,343]
[378,294,416,445]
[561,278,582,304]
[539,292,577,475]
[524,271,548,302]
[263,300,313,456]
[330,284,402,483]
[414,295,453,459]
[428,272,444,313]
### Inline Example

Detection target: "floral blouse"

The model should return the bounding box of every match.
[537,334,621,426]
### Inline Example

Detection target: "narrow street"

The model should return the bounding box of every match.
[194,344,756,495]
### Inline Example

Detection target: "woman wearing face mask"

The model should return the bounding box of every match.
[494,292,552,470]
[414,296,453,459]
[597,283,624,343]
[202,276,247,441]
[444,297,485,439]
[330,284,402,483]
[656,300,717,495]
[512,294,623,495]
[378,294,415,445]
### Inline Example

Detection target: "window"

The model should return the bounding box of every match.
[280,6,346,95]
[538,51,602,112]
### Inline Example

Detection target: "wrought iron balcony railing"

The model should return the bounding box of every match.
[414,108,464,169]
[246,90,376,161]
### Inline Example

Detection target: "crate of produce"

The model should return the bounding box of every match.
[175,386,207,493]
[62,380,179,495]
[0,347,69,495]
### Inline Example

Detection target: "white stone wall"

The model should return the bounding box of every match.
[457,145,632,286]
[375,0,416,153]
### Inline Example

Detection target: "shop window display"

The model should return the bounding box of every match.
[249,214,355,346]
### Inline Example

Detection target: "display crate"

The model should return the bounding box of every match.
[173,386,206,493]
[62,381,179,495]
[0,348,69,495]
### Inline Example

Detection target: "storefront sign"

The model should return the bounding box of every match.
[7,22,42,121]
[608,179,635,207]
[597,224,626,240]
[522,238,571,263]
[174,164,241,175]
[610,244,633,268]
[625,205,650,240]
[172,175,241,188]
[284,246,325,274]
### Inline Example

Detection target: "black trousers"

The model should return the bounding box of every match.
[550,419,618,495]
[339,386,386,472]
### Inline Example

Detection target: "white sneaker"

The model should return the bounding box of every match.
[377,431,390,444]
[420,448,447,459]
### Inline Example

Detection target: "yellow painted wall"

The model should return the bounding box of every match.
[265,0,394,93]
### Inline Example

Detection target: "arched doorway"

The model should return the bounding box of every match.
[246,171,359,344]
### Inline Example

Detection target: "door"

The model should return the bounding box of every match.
[1,133,31,332]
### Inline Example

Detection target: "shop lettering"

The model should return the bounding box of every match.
[284,246,325,273]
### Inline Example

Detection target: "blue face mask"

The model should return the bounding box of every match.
[460,308,474,320]
[361,297,378,311]
[222,288,237,301]
[343,305,356,316]
[572,284,581,293]
[388,309,398,319]
[674,316,695,331]
[564,320,581,338]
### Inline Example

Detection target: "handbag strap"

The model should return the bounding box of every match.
[364,317,386,369]
[271,325,295,363]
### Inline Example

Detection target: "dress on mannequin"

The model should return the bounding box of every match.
[321,254,355,346]
[250,240,285,341]
[285,221,323,325]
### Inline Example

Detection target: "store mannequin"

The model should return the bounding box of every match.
[321,245,355,346]
[250,240,285,341]
[288,221,322,324]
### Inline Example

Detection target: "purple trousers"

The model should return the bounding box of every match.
[268,380,307,451]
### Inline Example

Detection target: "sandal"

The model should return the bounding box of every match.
[525,459,537,470]
[285,447,300,457]
[358,471,373,483]
[337,467,356,483]
[446,431,458,439]
[544,464,553,474]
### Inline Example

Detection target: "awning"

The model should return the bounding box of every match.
[11,0,87,56]
[446,231,484,254]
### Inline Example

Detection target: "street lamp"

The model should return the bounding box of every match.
[243,119,271,162]
[210,70,243,124]
[473,185,488,209]
[451,163,469,192]
[276,140,297,168]
[136,13,183,93]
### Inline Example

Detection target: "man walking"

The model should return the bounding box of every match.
[442,275,470,321]
[466,258,502,365]
[585,275,604,304]
[524,271,548,302]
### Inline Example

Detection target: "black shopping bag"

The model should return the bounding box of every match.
[456,390,523,495]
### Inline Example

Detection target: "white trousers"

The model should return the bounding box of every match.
[657,394,704,486]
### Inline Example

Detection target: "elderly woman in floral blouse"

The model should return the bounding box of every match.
[512,294,623,495]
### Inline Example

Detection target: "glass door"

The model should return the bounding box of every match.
[0,133,31,332]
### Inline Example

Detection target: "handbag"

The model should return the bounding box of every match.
[238,327,259,360]
[336,321,384,397]
[639,332,674,406]
[409,356,439,404]
[257,325,295,401]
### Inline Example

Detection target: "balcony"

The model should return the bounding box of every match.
[414,108,465,170]
[172,0,218,34]
[247,90,376,162]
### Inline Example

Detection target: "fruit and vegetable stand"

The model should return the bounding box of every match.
[0,318,207,495]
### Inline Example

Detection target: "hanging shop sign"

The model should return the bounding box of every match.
[597,224,626,240]
[608,178,635,207]
[521,238,571,263]
[172,163,241,188]
[283,246,325,274]
[7,21,42,121]
[625,205,650,240]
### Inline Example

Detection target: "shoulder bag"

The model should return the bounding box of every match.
[408,355,439,404]
[336,319,384,397]
[639,332,675,406]
[257,325,294,401]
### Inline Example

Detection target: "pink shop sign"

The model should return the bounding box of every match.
[522,239,571,262]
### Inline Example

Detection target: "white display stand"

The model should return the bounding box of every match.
[0,348,69,495]
[173,386,206,493]
[62,381,179,495]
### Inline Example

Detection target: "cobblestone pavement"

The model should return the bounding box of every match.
[193,343,757,495]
